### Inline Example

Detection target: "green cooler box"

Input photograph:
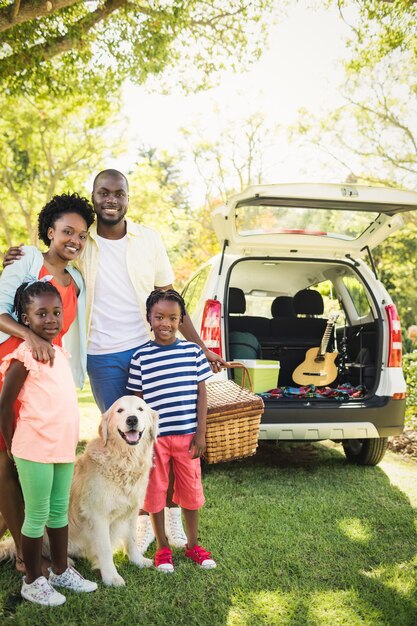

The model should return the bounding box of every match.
[234,359,280,393]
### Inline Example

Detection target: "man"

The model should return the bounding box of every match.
[4,168,225,552]
[80,169,223,411]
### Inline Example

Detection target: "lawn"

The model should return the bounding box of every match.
[1,384,417,626]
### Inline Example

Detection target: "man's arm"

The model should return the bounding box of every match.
[155,283,226,373]
[2,244,25,268]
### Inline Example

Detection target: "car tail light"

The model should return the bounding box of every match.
[200,299,222,356]
[385,304,402,367]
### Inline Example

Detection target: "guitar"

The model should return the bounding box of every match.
[292,314,339,387]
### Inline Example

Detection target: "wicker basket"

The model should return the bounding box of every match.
[204,363,264,464]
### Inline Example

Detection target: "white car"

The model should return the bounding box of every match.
[182,183,417,465]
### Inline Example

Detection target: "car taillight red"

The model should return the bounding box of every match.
[385,304,402,367]
[200,299,222,356]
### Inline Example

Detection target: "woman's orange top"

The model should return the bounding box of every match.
[38,265,77,346]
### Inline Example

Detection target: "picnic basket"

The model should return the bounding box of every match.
[204,362,264,464]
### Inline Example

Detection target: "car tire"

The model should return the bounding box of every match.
[342,437,388,466]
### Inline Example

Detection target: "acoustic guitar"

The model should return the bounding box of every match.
[292,314,339,386]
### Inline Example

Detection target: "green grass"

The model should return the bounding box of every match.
[1,386,417,625]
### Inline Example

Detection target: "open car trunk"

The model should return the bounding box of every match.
[225,257,381,400]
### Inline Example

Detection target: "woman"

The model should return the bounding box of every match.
[0,192,94,572]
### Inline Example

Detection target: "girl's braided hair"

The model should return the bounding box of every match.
[145,289,186,323]
[38,193,95,247]
[14,281,62,324]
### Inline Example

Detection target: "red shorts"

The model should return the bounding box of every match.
[144,434,205,513]
[0,336,22,452]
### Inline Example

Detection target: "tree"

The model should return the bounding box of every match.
[182,110,282,207]
[126,147,218,286]
[373,223,417,329]
[294,54,417,194]
[328,0,417,71]
[0,0,275,95]
[0,89,123,250]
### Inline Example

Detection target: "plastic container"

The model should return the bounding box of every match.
[234,360,280,393]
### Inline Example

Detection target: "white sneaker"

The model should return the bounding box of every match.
[49,566,98,592]
[21,575,66,606]
[137,515,155,554]
[165,507,187,548]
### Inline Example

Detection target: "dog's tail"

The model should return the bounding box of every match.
[0,536,16,563]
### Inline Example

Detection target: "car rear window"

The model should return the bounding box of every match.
[235,204,381,241]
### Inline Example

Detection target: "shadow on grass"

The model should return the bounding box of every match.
[200,442,417,625]
[1,442,416,626]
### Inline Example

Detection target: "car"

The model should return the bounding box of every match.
[182,182,417,466]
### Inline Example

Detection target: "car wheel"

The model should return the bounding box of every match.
[342,438,388,466]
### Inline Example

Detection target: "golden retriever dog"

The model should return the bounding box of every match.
[67,395,159,586]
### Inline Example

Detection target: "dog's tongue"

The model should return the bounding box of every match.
[125,431,140,443]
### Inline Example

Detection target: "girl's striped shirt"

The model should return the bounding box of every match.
[127,339,212,436]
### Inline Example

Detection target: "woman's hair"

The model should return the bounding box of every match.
[38,193,95,247]
[14,280,62,324]
[146,289,186,323]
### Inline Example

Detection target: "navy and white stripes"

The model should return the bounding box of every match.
[127,339,212,436]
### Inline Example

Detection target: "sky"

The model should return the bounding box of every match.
[106,3,353,204]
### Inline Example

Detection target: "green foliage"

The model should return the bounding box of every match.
[0,89,123,250]
[294,53,417,190]
[127,148,219,287]
[373,222,417,329]
[403,351,417,424]
[0,0,275,96]
[330,0,417,72]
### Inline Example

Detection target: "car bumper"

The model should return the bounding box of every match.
[259,396,405,440]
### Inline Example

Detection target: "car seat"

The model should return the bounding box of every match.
[270,296,295,340]
[274,289,329,386]
[228,287,269,339]
[292,289,328,345]
[271,296,295,319]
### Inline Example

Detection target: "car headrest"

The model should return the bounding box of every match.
[271,296,295,318]
[228,287,246,314]
[293,289,324,315]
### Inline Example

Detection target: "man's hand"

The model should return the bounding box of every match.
[3,244,25,268]
[189,432,206,459]
[203,348,226,374]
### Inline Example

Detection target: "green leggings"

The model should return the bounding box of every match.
[14,457,74,539]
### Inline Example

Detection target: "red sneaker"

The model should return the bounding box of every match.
[185,544,216,569]
[154,547,174,573]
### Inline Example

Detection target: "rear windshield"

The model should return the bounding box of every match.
[235,205,381,240]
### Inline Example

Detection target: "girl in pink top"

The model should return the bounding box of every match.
[0,280,97,607]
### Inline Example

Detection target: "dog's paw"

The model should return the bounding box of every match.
[134,556,152,569]
[102,571,126,587]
